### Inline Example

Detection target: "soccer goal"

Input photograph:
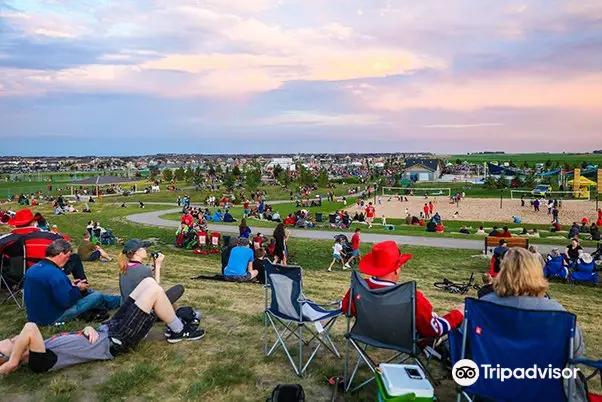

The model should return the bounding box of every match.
[510,189,591,201]
[382,186,451,198]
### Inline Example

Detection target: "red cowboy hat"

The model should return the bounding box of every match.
[358,240,413,277]
[7,209,35,227]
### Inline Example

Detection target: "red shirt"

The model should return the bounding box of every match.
[351,233,360,250]
[501,231,512,238]
[243,202,250,209]
[365,206,375,218]
[341,277,463,339]
[428,203,434,213]
[423,205,429,214]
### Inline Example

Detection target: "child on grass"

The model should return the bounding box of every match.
[328,237,350,272]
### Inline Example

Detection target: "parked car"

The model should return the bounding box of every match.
[531,184,552,197]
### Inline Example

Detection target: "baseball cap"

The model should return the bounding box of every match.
[123,239,152,253]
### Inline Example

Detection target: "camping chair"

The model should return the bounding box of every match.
[264,259,342,376]
[343,270,435,393]
[0,250,26,308]
[451,297,579,402]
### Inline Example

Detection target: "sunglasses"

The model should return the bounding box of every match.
[0,352,9,360]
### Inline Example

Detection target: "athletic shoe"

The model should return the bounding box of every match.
[164,326,172,337]
[167,326,205,343]
[344,263,351,269]
[327,267,332,272]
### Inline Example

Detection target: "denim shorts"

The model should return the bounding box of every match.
[224,272,253,282]
[352,249,360,257]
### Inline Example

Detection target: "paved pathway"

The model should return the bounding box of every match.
[126,206,595,254]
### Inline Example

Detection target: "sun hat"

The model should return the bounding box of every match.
[358,240,413,277]
[7,209,35,227]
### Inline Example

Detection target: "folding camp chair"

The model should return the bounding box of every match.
[343,270,435,393]
[0,251,26,308]
[264,259,342,376]
[451,297,578,402]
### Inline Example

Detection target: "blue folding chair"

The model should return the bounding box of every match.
[264,259,342,376]
[451,297,578,402]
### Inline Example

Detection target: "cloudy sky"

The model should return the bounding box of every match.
[1,0,601,156]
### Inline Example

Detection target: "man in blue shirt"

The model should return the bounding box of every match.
[223,238,258,282]
[24,239,121,325]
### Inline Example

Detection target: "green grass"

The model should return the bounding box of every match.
[448,153,602,166]
[158,202,600,248]
[0,202,600,401]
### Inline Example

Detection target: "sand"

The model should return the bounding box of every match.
[349,196,600,225]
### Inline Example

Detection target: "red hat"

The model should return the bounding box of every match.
[359,240,413,277]
[7,209,35,227]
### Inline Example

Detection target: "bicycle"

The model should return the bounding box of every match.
[433,273,481,295]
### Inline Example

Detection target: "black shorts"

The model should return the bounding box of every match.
[105,297,157,355]
[28,349,58,373]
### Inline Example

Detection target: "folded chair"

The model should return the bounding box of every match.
[343,270,435,393]
[451,297,578,402]
[264,259,342,376]
[0,253,26,308]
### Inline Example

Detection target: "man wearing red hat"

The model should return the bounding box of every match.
[7,209,86,280]
[341,241,463,339]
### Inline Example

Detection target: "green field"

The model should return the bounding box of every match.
[0,203,599,401]
[448,153,602,166]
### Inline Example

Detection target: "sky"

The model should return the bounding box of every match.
[0,0,601,156]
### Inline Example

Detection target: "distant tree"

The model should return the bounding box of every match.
[272,165,283,180]
[163,169,173,182]
[278,170,291,187]
[522,161,529,169]
[245,169,261,191]
[545,159,552,168]
[523,173,537,189]
[484,175,499,189]
[317,169,329,188]
[563,162,570,171]
[185,166,194,182]
[174,167,185,181]
[297,165,314,186]
[149,165,160,181]
[232,165,241,177]
[511,176,523,188]
[207,164,216,176]
[216,165,223,174]
[193,167,203,187]
[223,168,235,191]
[496,173,508,188]
[455,158,462,165]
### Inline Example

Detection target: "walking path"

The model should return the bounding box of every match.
[126,205,595,254]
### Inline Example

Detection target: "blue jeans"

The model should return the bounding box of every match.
[54,291,121,324]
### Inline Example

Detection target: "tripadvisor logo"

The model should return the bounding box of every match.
[452,359,579,386]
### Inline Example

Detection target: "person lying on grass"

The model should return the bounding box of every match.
[0,277,204,376]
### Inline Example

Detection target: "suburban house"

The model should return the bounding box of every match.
[403,159,443,182]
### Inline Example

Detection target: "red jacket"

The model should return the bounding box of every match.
[341,277,463,339]
[501,231,512,238]
[10,227,70,267]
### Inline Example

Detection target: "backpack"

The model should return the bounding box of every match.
[267,384,305,402]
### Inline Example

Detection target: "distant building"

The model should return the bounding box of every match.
[266,157,296,172]
[403,159,442,181]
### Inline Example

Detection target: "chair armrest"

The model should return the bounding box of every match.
[572,358,602,370]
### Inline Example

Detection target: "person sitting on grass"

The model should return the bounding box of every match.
[221,237,238,275]
[475,226,486,235]
[253,248,267,284]
[478,273,494,299]
[223,210,236,223]
[224,238,259,282]
[77,232,112,262]
[24,240,121,326]
[435,222,444,233]
[212,209,224,222]
[589,223,600,241]
[118,239,184,306]
[239,218,252,239]
[341,241,463,339]
[482,248,584,360]
[459,226,470,235]
[328,236,350,272]
[0,278,205,376]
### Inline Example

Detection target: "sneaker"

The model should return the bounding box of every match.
[327,267,332,272]
[167,326,205,343]
[344,263,351,269]
[164,326,172,337]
